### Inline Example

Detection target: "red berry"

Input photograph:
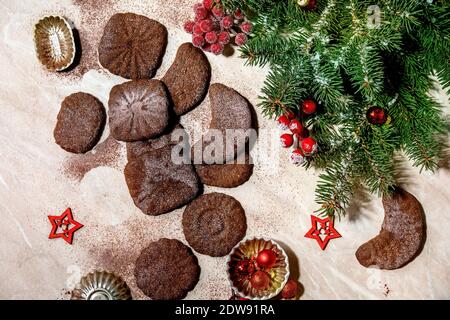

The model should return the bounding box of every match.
[210,43,224,55]
[195,6,209,21]
[212,6,225,18]
[234,9,244,19]
[218,31,231,45]
[193,3,204,11]
[289,119,303,135]
[200,19,214,33]
[281,279,299,299]
[256,249,277,269]
[202,43,212,52]
[251,271,271,291]
[235,33,248,46]
[302,100,317,115]
[203,0,214,9]
[301,137,317,155]
[277,115,290,130]
[205,31,218,44]
[184,21,196,34]
[291,149,305,165]
[221,16,234,29]
[240,21,252,34]
[192,35,205,48]
[280,134,294,148]
[193,23,204,35]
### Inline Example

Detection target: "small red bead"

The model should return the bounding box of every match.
[211,43,224,55]
[366,106,388,126]
[218,31,231,45]
[192,35,205,48]
[221,16,234,29]
[184,21,196,34]
[205,31,218,44]
[240,21,252,34]
[301,137,317,155]
[289,119,303,135]
[302,100,317,115]
[235,33,248,46]
[280,134,294,148]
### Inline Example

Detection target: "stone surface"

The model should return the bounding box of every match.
[0,0,449,300]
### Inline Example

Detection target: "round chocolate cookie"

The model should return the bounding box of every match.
[135,238,200,300]
[99,13,167,79]
[124,145,200,216]
[183,193,247,257]
[162,43,211,116]
[195,153,254,188]
[109,79,170,142]
[54,92,106,154]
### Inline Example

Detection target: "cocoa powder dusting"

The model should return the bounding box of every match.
[63,135,122,181]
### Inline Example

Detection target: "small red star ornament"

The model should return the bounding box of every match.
[304,215,341,250]
[48,208,83,245]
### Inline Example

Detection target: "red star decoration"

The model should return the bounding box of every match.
[48,208,83,245]
[304,215,341,250]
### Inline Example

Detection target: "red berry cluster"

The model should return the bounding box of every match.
[278,100,319,165]
[184,0,252,55]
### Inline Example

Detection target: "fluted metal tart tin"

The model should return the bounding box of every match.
[71,271,132,300]
[34,16,76,72]
[226,237,290,300]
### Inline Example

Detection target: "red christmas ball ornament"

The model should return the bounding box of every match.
[256,249,277,269]
[280,134,294,148]
[277,115,290,130]
[302,100,317,115]
[235,33,248,46]
[367,106,388,126]
[301,137,317,155]
[289,119,303,135]
[291,149,306,165]
[235,259,255,276]
[281,279,299,299]
[250,271,271,290]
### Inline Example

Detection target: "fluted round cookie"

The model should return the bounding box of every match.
[126,124,187,162]
[99,13,167,79]
[135,239,200,300]
[124,145,200,216]
[195,153,254,188]
[162,43,211,115]
[183,193,247,257]
[54,92,106,154]
[109,79,170,142]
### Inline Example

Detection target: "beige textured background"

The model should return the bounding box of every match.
[0,0,449,300]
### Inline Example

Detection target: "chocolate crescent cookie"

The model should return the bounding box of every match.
[54,92,106,154]
[109,80,170,142]
[124,145,200,216]
[126,124,187,162]
[183,193,247,257]
[162,43,211,116]
[98,13,167,79]
[135,238,200,300]
[355,188,426,270]
[192,84,254,164]
[195,153,254,188]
